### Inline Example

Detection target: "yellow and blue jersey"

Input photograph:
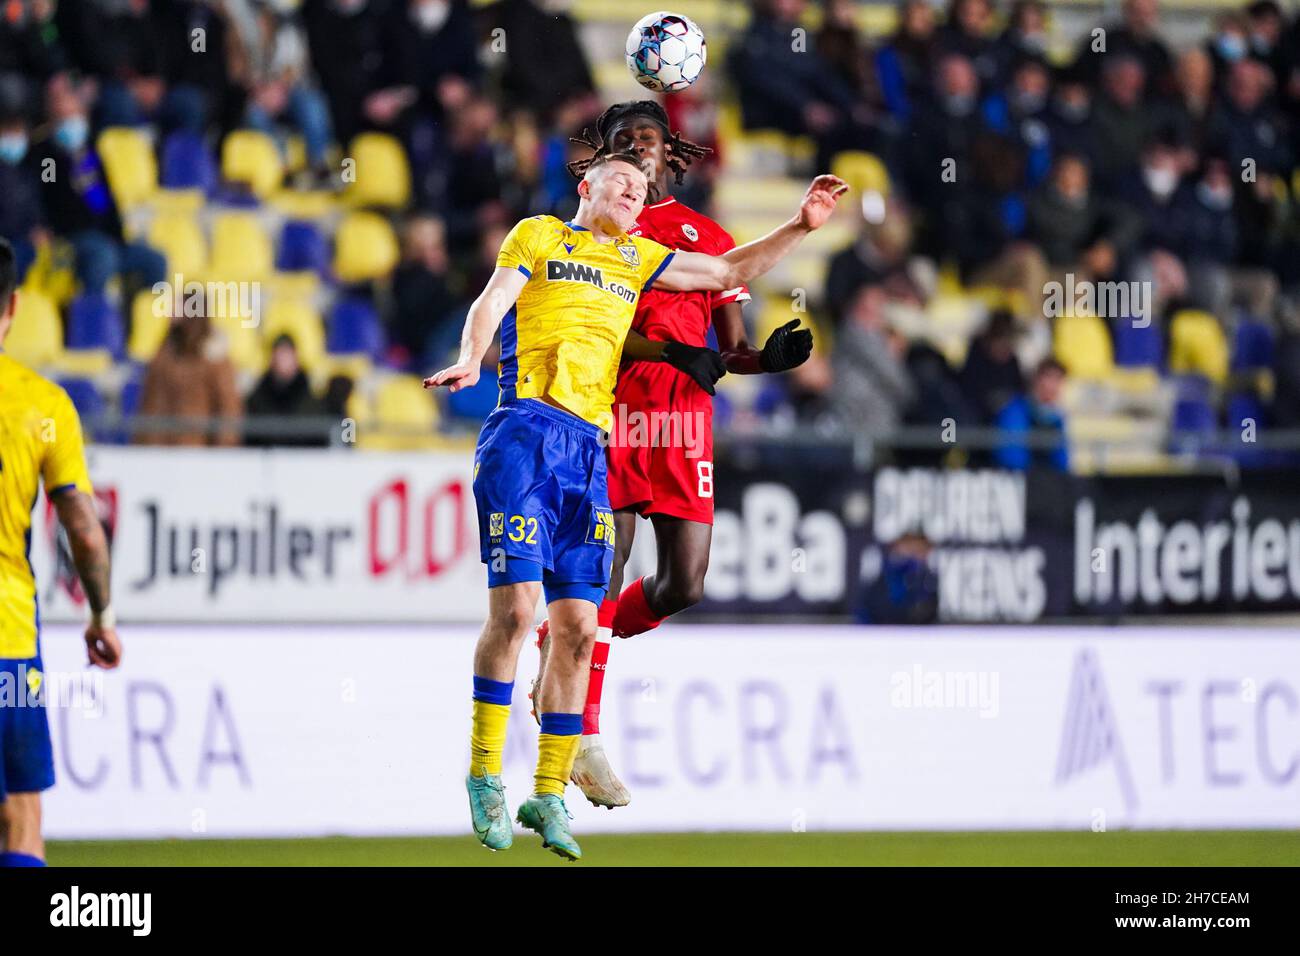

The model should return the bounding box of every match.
[0,353,93,660]
[495,215,675,430]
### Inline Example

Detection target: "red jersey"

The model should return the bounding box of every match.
[626,196,750,347]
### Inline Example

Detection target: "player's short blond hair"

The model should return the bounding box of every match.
[582,149,652,184]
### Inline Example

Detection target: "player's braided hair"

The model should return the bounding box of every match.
[565,100,713,185]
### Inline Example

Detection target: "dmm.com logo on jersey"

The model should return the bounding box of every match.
[546,260,636,303]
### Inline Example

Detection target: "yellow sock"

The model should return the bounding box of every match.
[469,700,510,777]
[534,732,581,797]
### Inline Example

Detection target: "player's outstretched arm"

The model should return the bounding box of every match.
[653,175,849,293]
[622,329,726,394]
[51,487,121,669]
[424,266,527,393]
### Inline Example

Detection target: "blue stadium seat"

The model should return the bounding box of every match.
[58,377,105,421]
[277,220,330,275]
[66,293,125,358]
[1225,392,1270,467]
[1112,316,1163,368]
[328,297,384,357]
[446,365,499,421]
[120,376,144,417]
[1231,319,1274,370]
[161,131,218,193]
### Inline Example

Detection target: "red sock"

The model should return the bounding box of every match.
[582,600,617,736]
[612,576,666,639]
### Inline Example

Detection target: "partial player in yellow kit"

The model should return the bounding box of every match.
[0,238,121,867]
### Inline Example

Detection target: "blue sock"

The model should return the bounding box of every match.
[0,852,46,867]
[472,675,514,705]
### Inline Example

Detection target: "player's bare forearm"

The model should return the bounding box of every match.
[426,266,526,391]
[52,488,112,614]
[713,302,763,374]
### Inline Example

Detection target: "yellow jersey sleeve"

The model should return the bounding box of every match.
[633,236,675,291]
[41,387,93,498]
[496,216,549,277]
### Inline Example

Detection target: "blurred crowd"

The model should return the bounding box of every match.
[2,0,1299,462]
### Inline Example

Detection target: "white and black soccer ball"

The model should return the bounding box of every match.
[625,11,707,93]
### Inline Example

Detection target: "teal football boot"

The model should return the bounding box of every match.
[516,793,582,861]
[466,773,512,850]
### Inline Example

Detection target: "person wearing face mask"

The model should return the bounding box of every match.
[992,0,1048,87]
[303,0,383,147]
[33,74,166,298]
[1045,67,1097,166]
[1117,134,1187,256]
[1206,11,1251,92]
[1167,154,1240,317]
[0,108,47,283]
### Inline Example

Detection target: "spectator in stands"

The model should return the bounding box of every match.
[1027,153,1139,280]
[0,106,45,282]
[817,0,882,112]
[1089,54,1152,188]
[1209,58,1291,176]
[245,334,326,447]
[1044,65,1097,166]
[1245,1,1288,89]
[304,0,385,147]
[876,0,937,123]
[227,0,335,177]
[157,0,237,136]
[389,214,460,367]
[1074,0,1173,98]
[959,309,1025,424]
[1206,11,1251,92]
[1163,47,1216,155]
[935,0,999,85]
[479,0,597,124]
[60,0,206,135]
[437,93,508,244]
[0,0,65,100]
[994,357,1069,471]
[824,199,923,325]
[728,0,881,170]
[1168,153,1241,316]
[831,284,915,435]
[35,74,167,298]
[992,0,1048,85]
[136,308,242,447]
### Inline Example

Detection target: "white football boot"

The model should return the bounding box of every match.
[570,734,631,808]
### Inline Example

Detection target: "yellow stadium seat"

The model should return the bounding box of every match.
[334,211,400,283]
[1169,309,1229,386]
[261,300,326,374]
[53,349,113,376]
[129,290,171,363]
[6,289,63,367]
[221,130,283,199]
[147,213,208,279]
[343,133,412,210]
[210,311,264,374]
[97,127,157,210]
[269,189,337,220]
[359,375,439,450]
[209,212,274,281]
[150,188,206,216]
[1053,313,1113,380]
[831,150,890,198]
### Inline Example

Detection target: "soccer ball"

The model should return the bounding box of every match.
[626,11,707,93]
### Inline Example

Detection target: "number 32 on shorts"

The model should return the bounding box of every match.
[697,461,713,498]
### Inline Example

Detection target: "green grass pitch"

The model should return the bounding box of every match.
[47,831,1298,867]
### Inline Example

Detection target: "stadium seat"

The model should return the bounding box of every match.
[446,365,499,421]
[148,212,208,279]
[334,211,400,283]
[66,293,125,359]
[1053,313,1113,380]
[1168,310,1229,385]
[277,220,330,275]
[343,133,412,210]
[830,151,890,198]
[1232,318,1274,370]
[360,375,439,450]
[262,300,327,374]
[328,297,384,358]
[209,212,274,280]
[6,289,63,368]
[221,129,284,199]
[96,127,158,211]
[57,377,105,422]
[269,189,337,220]
[129,290,171,363]
[1112,315,1163,368]
[161,131,218,193]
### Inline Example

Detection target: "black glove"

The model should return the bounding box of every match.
[662,341,727,395]
[759,319,814,372]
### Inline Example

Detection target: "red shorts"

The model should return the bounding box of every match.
[606,361,715,524]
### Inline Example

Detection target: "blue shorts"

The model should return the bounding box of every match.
[473,398,614,605]
[0,657,56,802]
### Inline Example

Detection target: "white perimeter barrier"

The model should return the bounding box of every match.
[35,625,1299,838]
